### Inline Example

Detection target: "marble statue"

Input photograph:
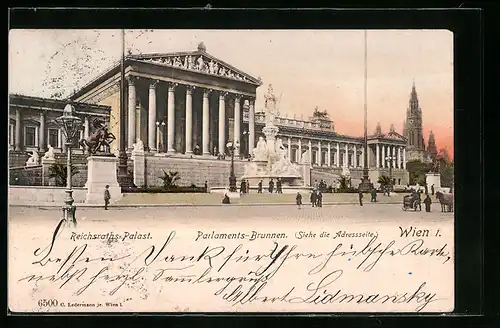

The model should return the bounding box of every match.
[26,150,40,166]
[208,60,215,74]
[275,138,287,159]
[300,150,311,164]
[264,84,278,125]
[197,56,205,70]
[132,138,144,153]
[252,137,268,161]
[43,145,55,160]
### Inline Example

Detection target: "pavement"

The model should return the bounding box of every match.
[8,192,411,208]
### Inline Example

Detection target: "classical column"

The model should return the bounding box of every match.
[376,144,380,168]
[353,144,357,167]
[298,140,302,163]
[397,147,402,169]
[308,140,312,164]
[403,148,407,169]
[345,143,349,166]
[317,141,322,165]
[202,89,211,156]
[39,111,45,151]
[185,85,195,154]
[218,92,227,155]
[327,142,331,166]
[57,129,62,148]
[167,83,177,154]
[336,142,340,167]
[381,145,386,168]
[288,137,292,160]
[148,80,158,152]
[249,98,255,149]
[84,116,90,139]
[127,76,136,149]
[234,94,241,156]
[15,108,21,151]
[392,146,396,168]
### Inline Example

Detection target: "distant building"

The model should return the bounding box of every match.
[403,81,434,163]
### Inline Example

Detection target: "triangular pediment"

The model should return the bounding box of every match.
[129,50,262,86]
[385,131,406,141]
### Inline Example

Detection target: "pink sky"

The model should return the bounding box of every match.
[9,29,454,157]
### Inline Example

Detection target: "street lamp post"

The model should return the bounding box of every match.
[54,103,83,228]
[226,141,239,192]
[385,155,396,190]
[242,130,249,158]
[358,29,372,192]
[161,121,166,152]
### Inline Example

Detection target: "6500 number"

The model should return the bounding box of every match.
[38,299,58,307]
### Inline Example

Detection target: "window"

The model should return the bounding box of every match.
[25,126,36,147]
[48,129,59,148]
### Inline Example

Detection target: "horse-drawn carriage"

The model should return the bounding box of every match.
[402,192,422,211]
[436,191,454,212]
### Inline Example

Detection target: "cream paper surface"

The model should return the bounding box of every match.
[9,207,454,313]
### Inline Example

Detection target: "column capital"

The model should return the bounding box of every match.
[186,85,196,95]
[203,88,213,97]
[168,82,178,92]
[247,96,256,103]
[126,75,137,85]
[219,91,228,100]
[149,80,159,89]
[234,94,243,101]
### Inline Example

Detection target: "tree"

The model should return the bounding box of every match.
[406,159,431,185]
[377,175,392,187]
[159,170,180,190]
[48,162,80,186]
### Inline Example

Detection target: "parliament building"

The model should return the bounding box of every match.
[9,43,420,187]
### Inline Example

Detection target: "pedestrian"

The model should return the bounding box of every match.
[222,193,231,204]
[258,180,263,193]
[358,190,364,206]
[276,178,282,193]
[424,194,432,212]
[431,184,435,196]
[240,179,246,194]
[268,179,274,193]
[425,183,429,195]
[310,190,317,207]
[316,190,323,207]
[296,192,303,209]
[370,187,377,202]
[204,180,208,193]
[246,180,250,193]
[104,185,111,210]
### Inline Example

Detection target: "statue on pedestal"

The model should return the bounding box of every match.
[79,118,116,155]
[252,137,268,161]
[43,145,55,160]
[26,150,40,166]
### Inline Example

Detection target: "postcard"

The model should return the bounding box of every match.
[8,29,454,313]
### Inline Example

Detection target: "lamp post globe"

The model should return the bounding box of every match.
[54,103,83,228]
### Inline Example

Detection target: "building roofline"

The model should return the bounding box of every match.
[9,93,111,111]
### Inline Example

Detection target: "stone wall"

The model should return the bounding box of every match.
[134,155,248,188]
[9,186,88,204]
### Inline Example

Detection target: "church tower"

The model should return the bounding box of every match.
[427,130,438,163]
[404,81,427,161]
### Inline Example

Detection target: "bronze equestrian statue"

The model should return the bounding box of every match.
[79,118,116,155]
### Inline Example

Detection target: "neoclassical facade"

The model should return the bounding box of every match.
[8,94,111,167]
[67,43,409,184]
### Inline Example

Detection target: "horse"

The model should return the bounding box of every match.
[79,128,116,154]
[436,191,454,212]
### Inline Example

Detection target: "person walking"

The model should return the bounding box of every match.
[240,179,246,194]
[370,187,377,202]
[316,190,323,207]
[310,190,317,207]
[268,179,274,193]
[258,180,263,193]
[104,185,111,210]
[431,184,435,196]
[276,178,282,193]
[246,180,250,194]
[424,194,432,212]
[204,180,209,193]
[296,192,303,209]
[358,190,364,206]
